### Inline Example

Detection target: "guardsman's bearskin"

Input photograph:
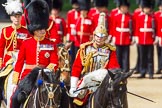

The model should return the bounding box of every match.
[52,0,63,11]
[95,0,109,7]
[156,0,162,6]
[141,0,155,9]
[25,0,49,35]
[78,0,91,11]
[118,0,130,7]
[70,0,78,5]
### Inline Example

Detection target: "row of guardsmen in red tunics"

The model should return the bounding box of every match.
[68,0,162,79]
[5,0,162,78]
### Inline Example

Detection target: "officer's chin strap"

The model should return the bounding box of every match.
[127,91,156,103]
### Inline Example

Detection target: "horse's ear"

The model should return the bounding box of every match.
[41,69,49,81]
[108,70,115,80]
[54,69,61,81]
[124,70,133,79]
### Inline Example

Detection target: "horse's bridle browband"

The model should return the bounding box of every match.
[38,82,61,108]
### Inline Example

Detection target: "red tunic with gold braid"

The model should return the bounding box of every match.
[74,17,93,47]
[14,37,58,80]
[49,16,67,43]
[66,9,80,42]
[0,25,30,67]
[71,41,120,78]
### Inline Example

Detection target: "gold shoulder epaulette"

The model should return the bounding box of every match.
[80,41,93,49]
[105,43,116,51]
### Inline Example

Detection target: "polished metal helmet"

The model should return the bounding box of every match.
[93,12,108,37]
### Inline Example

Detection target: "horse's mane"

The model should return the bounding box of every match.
[18,67,42,92]
[93,69,133,108]
[95,72,110,107]
[17,67,42,102]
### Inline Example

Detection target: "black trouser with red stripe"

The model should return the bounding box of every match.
[138,45,154,76]
[70,42,79,68]
[116,45,130,73]
[134,45,140,72]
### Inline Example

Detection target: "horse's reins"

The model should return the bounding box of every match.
[38,83,61,108]
[73,84,100,93]
[72,81,156,103]
[127,91,156,103]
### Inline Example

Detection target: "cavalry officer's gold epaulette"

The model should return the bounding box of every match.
[80,41,93,49]
[105,43,116,51]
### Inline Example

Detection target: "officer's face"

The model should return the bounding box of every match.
[94,34,107,47]
[159,6,162,11]
[119,5,129,14]
[72,4,79,10]
[80,10,88,17]
[143,7,151,14]
[34,29,46,38]
[10,14,22,26]
[97,7,107,13]
[51,9,59,17]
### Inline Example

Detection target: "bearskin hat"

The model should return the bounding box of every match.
[70,0,78,5]
[136,0,141,5]
[26,0,49,35]
[118,0,130,7]
[24,0,31,7]
[52,0,63,11]
[78,0,91,11]
[141,0,155,9]
[156,0,162,6]
[2,0,23,16]
[24,0,52,12]
[95,0,108,7]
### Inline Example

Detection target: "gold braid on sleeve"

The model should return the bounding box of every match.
[80,47,93,75]
[5,30,16,51]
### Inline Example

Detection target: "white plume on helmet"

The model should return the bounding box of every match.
[2,0,23,15]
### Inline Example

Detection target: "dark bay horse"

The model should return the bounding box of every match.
[74,69,132,108]
[12,67,71,108]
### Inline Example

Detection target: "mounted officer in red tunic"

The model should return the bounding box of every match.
[0,0,31,107]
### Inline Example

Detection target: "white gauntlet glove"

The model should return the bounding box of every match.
[69,76,79,97]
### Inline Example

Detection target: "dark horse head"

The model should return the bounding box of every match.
[17,67,63,108]
[87,69,133,108]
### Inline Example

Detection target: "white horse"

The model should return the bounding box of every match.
[72,69,108,97]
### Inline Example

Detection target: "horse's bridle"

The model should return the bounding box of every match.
[37,82,62,108]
